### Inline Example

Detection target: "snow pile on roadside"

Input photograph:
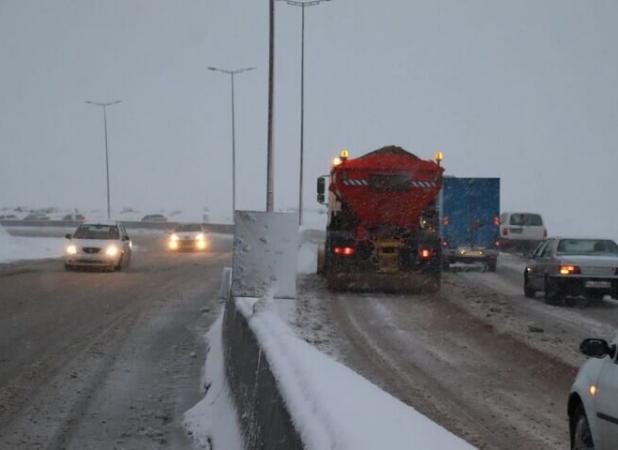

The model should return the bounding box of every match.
[0,226,64,263]
[297,240,317,274]
[235,296,476,450]
[184,314,244,450]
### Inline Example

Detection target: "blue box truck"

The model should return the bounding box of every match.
[440,177,500,271]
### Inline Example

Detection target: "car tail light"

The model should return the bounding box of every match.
[495,240,500,248]
[543,228,547,238]
[442,216,449,226]
[418,248,433,260]
[502,228,508,236]
[559,265,581,275]
[334,246,355,256]
[494,216,501,226]
[441,239,449,248]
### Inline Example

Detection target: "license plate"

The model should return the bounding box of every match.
[585,281,611,289]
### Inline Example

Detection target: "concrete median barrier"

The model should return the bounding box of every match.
[222,297,304,450]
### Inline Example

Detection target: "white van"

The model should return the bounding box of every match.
[499,212,547,252]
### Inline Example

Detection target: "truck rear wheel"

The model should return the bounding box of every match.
[487,259,497,272]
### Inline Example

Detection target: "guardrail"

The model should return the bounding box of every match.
[0,220,234,233]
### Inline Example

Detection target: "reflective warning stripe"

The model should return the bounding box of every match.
[342,180,438,188]
[410,181,437,188]
[343,179,369,186]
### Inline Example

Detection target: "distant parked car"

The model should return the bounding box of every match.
[140,214,168,223]
[167,223,209,251]
[568,335,618,450]
[0,214,19,220]
[524,237,618,305]
[62,213,86,222]
[64,221,132,271]
[23,212,51,221]
[499,212,547,252]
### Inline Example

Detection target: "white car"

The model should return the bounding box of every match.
[499,212,547,252]
[64,222,132,271]
[568,336,618,449]
[167,223,209,251]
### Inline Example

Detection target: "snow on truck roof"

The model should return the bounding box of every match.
[337,146,443,172]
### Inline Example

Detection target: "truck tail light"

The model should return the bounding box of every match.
[418,248,433,260]
[502,228,508,236]
[559,265,581,275]
[334,246,355,256]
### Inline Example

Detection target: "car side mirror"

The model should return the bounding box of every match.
[317,177,326,204]
[580,338,616,359]
[65,233,72,239]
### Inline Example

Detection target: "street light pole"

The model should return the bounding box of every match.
[85,100,121,220]
[208,67,255,216]
[267,0,275,212]
[278,0,330,225]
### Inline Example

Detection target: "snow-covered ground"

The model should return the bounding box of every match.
[237,296,475,450]
[188,292,475,450]
[0,226,64,263]
[184,314,244,450]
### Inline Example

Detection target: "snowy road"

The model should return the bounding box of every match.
[0,232,231,449]
[293,258,618,450]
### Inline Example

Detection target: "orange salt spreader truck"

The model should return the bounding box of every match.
[316,146,444,292]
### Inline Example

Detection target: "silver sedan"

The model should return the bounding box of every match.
[524,237,618,305]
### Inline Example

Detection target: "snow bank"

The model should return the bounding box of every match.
[235,296,475,450]
[184,314,244,450]
[297,240,317,274]
[0,226,64,263]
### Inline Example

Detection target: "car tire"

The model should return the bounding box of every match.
[487,260,497,272]
[544,277,561,305]
[114,255,124,272]
[572,405,595,450]
[524,274,536,298]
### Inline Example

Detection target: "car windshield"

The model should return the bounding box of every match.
[509,214,543,226]
[176,224,202,232]
[556,239,618,256]
[73,225,120,240]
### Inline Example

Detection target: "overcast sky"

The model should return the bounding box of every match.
[1,0,617,234]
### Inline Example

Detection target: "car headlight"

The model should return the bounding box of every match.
[66,244,78,255]
[170,233,179,242]
[106,245,119,257]
[195,233,205,241]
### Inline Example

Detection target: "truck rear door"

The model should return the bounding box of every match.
[441,177,500,250]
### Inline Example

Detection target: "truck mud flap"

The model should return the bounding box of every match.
[326,272,440,294]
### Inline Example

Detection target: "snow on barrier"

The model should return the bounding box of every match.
[222,295,476,450]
